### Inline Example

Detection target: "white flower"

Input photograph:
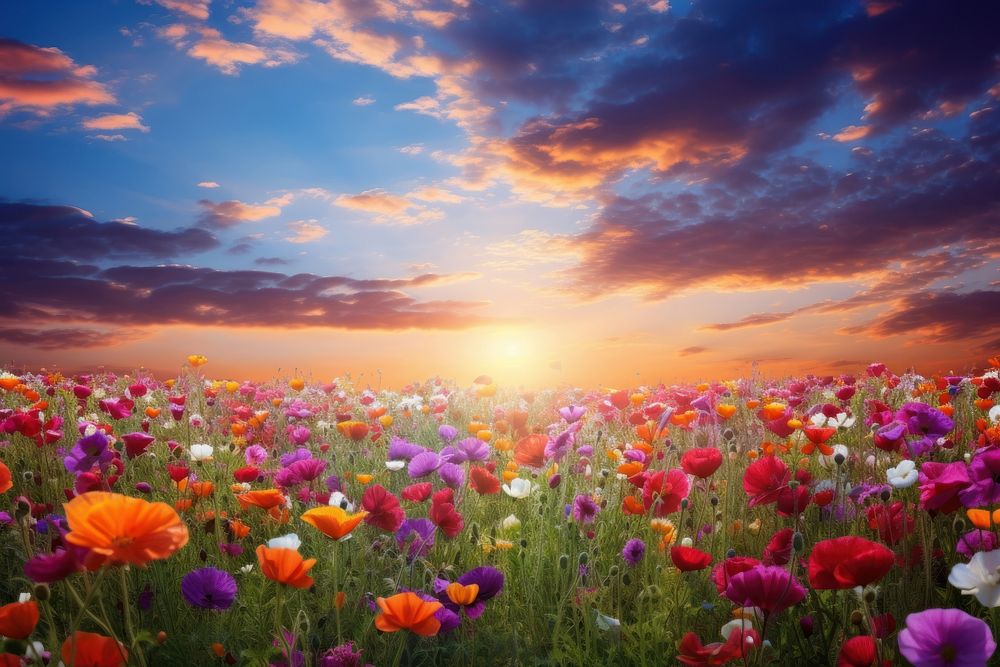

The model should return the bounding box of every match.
[24,642,46,661]
[681,537,693,548]
[594,610,620,633]
[720,618,754,640]
[240,564,254,574]
[948,548,1000,607]
[501,514,521,533]
[990,405,1000,424]
[189,443,214,461]
[267,533,301,550]
[887,460,918,488]
[18,592,31,603]
[831,412,855,429]
[818,444,849,469]
[328,491,354,512]
[385,460,406,472]
[502,478,536,498]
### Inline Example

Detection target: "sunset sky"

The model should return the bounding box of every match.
[1,0,998,388]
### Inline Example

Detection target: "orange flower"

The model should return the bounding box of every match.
[187,354,208,367]
[256,545,316,589]
[716,404,737,420]
[336,420,370,441]
[354,473,374,485]
[227,519,251,539]
[190,481,214,498]
[0,460,11,494]
[237,488,286,511]
[374,592,442,636]
[61,631,128,667]
[0,600,39,639]
[144,407,161,419]
[445,583,480,606]
[967,508,1000,530]
[289,378,305,391]
[301,506,367,541]
[64,492,189,567]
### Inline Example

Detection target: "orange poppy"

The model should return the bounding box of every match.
[716,404,737,420]
[0,600,39,639]
[256,545,316,589]
[337,420,370,441]
[190,481,214,498]
[374,592,442,636]
[237,489,286,511]
[445,583,479,606]
[301,506,367,541]
[64,492,189,567]
[227,519,251,539]
[0,461,11,494]
[967,508,1000,530]
[354,474,374,485]
[289,378,305,391]
[144,407,161,419]
[61,631,128,667]
[0,376,19,391]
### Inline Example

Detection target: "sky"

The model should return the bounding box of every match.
[0,0,998,389]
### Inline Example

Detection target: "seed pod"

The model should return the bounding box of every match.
[578,552,589,565]
[559,554,569,569]
[33,583,50,602]
[792,531,805,553]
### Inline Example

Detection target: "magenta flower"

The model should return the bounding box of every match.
[898,608,996,667]
[725,565,806,615]
[408,451,441,478]
[572,494,600,524]
[558,405,586,423]
[919,461,971,514]
[959,448,1000,507]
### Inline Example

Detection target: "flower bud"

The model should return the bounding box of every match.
[792,531,805,553]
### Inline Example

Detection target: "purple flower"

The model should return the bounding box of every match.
[181,567,237,610]
[898,608,996,667]
[622,538,646,567]
[960,447,1000,507]
[64,431,114,475]
[24,548,86,583]
[438,462,465,488]
[407,451,441,478]
[434,566,506,619]
[387,437,425,461]
[318,641,371,667]
[280,447,312,467]
[572,494,600,524]
[438,425,459,442]
[896,402,953,457]
[277,457,327,487]
[545,426,579,462]
[395,518,436,561]
[457,437,490,462]
[287,425,311,445]
[558,405,586,423]
[957,529,999,559]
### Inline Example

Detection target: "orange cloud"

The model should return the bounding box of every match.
[334,189,413,215]
[0,39,115,115]
[285,219,328,244]
[832,124,871,142]
[407,186,464,203]
[153,0,210,21]
[199,195,290,227]
[82,112,149,132]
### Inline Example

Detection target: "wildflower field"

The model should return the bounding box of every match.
[1,357,999,667]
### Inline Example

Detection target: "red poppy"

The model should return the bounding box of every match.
[677,627,758,666]
[0,461,11,494]
[233,466,261,483]
[836,636,890,667]
[469,466,501,495]
[0,600,39,639]
[670,546,712,572]
[513,434,548,469]
[609,389,630,410]
[775,484,811,516]
[710,557,760,594]
[430,501,464,539]
[808,536,895,590]
[742,456,790,507]
[361,484,405,532]
[401,482,432,503]
[801,426,836,455]
[762,528,794,566]
[642,468,690,517]
[681,448,724,478]
[61,630,128,667]
[865,502,914,545]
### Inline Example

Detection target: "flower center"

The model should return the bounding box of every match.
[940,644,957,663]
[112,535,134,549]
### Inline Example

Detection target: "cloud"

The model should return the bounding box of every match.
[407,186,464,203]
[678,346,708,357]
[82,111,149,132]
[701,312,799,332]
[157,25,300,75]
[0,201,494,346]
[0,201,218,261]
[255,256,290,266]
[151,0,210,21]
[197,181,220,188]
[398,144,424,155]
[285,219,328,244]
[0,326,145,350]
[352,95,375,106]
[0,39,115,115]
[832,125,871,142]
[841,290,1000,343]
[334,189,411,215]
[198,195,290,228]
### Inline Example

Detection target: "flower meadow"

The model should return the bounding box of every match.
[1,358,1000,666]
